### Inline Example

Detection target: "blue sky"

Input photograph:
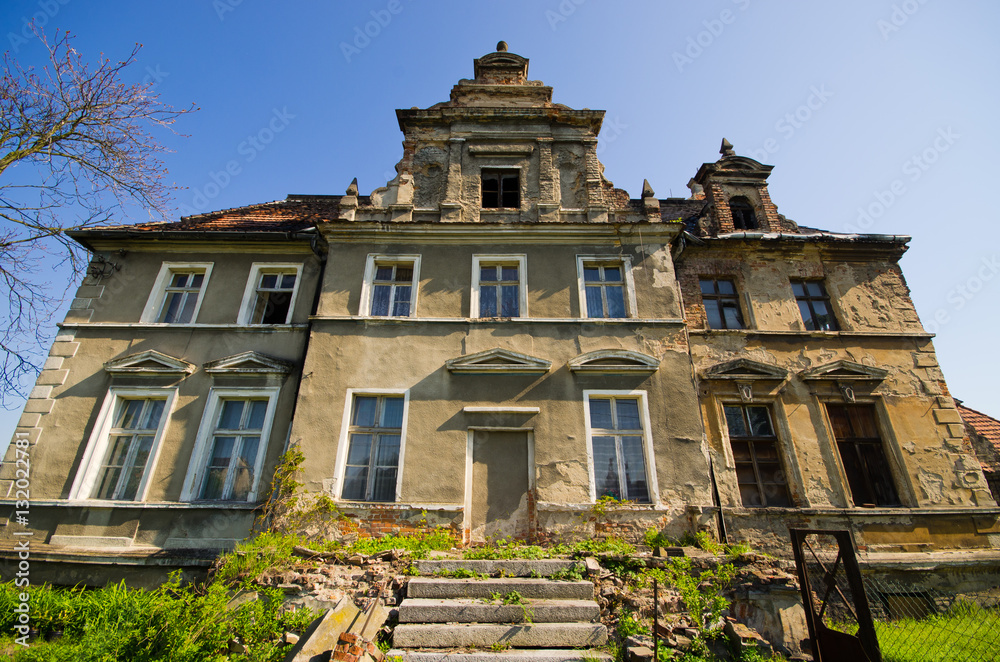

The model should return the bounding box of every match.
[2,0,1000,451]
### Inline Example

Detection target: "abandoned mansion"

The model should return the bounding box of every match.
[2,44,998,578]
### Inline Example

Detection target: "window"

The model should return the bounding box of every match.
[181,388,278,503]
[341,394,406,502]
[586,393,653,503]
[729,196,758,230]
[791,280,838,331]
[700,278,744,329]
[472,255,526,318]
[141,263,213,324]
[827,404,901,507]
[724,405,792,507]
[481,170,519,208]
[361,255,420,317]
[577,257,637,319]
[239,264,301,324]
[68,389,176,502]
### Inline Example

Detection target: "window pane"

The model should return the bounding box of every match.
[621,436,649,503]
[722,303,743,329]
[791,281,806,297]
[218,401,244,430]
[342,466,368,500]
[739,483,764,507]
[170,273,188,287]
[392,286,411,316]
[95,468,122,500]
[280,274,297,289]
[375,434,400,466]
[747,407,774,437]
[381,398,404,428]
[501,266,518,281]
[615,399,641,431]
[589,399,613,429]
[730,440,752,461]
[395,267,413,282]
[371,467,397,501]
[859,443,901,506]
[806,282,824,297]
[159,292,183,323]
[724,406,748,437]
[585,286,604,317]
[117,400,145,429]
[371,284,391,316]
[480,286,498,317]
[603,267,622,282]
[480,266,498,282]
[260,273,278,288]
[798,300,815,329]
[481,173,499,191]
[141,400,165,429]
[245,400,267,431]
[606,286,626,317]
[583,267,601,282]
[352,397,378,427]
[178,292,199,323]
[500,285,519,317]
[190,274,204,288]
[375,266,393,280]
[592,436,620,500]
[717,280,735,295]
[347,434,372,465]
[705,301,724,330]
[231,437,259,501]
[699,279,715,295]
[753,442,780,462]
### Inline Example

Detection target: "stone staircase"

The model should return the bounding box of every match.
[388,559,611,662]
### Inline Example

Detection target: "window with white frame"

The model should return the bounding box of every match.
[182,389,278,502]
[361,255,420,317]
[141,263,213,324]
[472,255,526,318]
[69,389,176,502]
[577,257,636,319]
[585,393,653,503]
[339,392,407,502]
[239,264,301,324]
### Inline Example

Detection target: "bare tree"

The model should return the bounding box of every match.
[0,26,195,406]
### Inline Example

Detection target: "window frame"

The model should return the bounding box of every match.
[576,256,638,319]
[68,387,177,502]
[140,262,214,324]
[334,388,410,503]
[359,254,421,318]
[728,196,758,231]
[480,167,521,209]
[699,277,746,330]
[824,402,904,508]
[180,387,280,503]
[721,403,794,508]
[790,279,839,331]
[470,254,528,319]
[583,389,658,505]
[238,263,303,325]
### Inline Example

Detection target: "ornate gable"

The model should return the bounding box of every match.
[799,360,888,381]
[445,348,551,375]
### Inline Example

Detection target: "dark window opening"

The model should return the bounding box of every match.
[729,196,758,230]
[827,404,901,507]
[791,280,838,331]
[482,171,520,209]
[724,404,792,507]
[700,278,744,329]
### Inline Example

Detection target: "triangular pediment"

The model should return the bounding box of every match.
[204,351,293,375]
[445,348,551,374]
[800,360,888,381]
[104,350,195,376]
[703,358,787,381]
[569,350,659,375]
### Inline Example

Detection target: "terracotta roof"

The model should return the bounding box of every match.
[957,402,1000,474]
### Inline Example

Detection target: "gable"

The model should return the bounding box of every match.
[203,351,294,375]
[569,349,659,375]
[104,350,195,376]
[702,358,787,381]
[445,348,551,374]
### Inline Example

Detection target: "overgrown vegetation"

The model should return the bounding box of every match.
[489,590,534,623]
[462,536,635,561]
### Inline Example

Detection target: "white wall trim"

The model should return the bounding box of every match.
[470,254,528,319]
[359,254,422,318]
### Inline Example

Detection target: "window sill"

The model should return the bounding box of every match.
[3,499,261,510]
[59,322,309,331]
[690,329,934,338]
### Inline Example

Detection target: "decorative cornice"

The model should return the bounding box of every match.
[104,350,195,376]
[445,347,551,374]
[203,351,293,375]
[568,349,659,375]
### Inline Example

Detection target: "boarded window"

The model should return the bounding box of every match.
[827,404,901,507]
[724,404,792,507]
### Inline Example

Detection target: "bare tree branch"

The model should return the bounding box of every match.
[0,25,196,406]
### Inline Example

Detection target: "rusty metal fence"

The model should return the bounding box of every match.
[796,530,1000,662]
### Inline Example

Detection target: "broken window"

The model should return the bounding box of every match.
[791,280,838,331]
[247,268,298,324]
[342,395,404,502]
[827,404,901,507]
[729,196,758,230]
[724,404,792,507]
[476,260,522,318]
[700,278,744,329]
[587,395,651,503]
[370,262,415,317]
[481,170,520,209]
[93,397,167,501]
[583,262,629,318]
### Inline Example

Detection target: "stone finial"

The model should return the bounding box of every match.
[497,41,508,52]
[346,177,359,196]
[720,138,735,158]
[641,179,655,198]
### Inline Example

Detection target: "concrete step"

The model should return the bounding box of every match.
[407,577,594,601]
[398,598,600,624]
[392,623,608,649]
[386,649,613,662]
[415,559,581,577]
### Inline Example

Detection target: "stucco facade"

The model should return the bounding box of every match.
[2,44,997,578]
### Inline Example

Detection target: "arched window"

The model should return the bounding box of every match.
[729,196,758,230]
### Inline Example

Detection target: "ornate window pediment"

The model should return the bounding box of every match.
[799,360,888,381]
[203,351,293,376]
[569,350,659,375]
[702,358,788,381]
[445,348,551,374]
[104,350,195,377]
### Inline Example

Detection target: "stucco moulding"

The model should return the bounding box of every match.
[203,351,294,375]
[701,358,789,382]
[799,360,888,382]
[445,347,551,375]
[568,349,660,375]
[104,350,195,376]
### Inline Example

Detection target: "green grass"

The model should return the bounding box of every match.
[462,536,635,560]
